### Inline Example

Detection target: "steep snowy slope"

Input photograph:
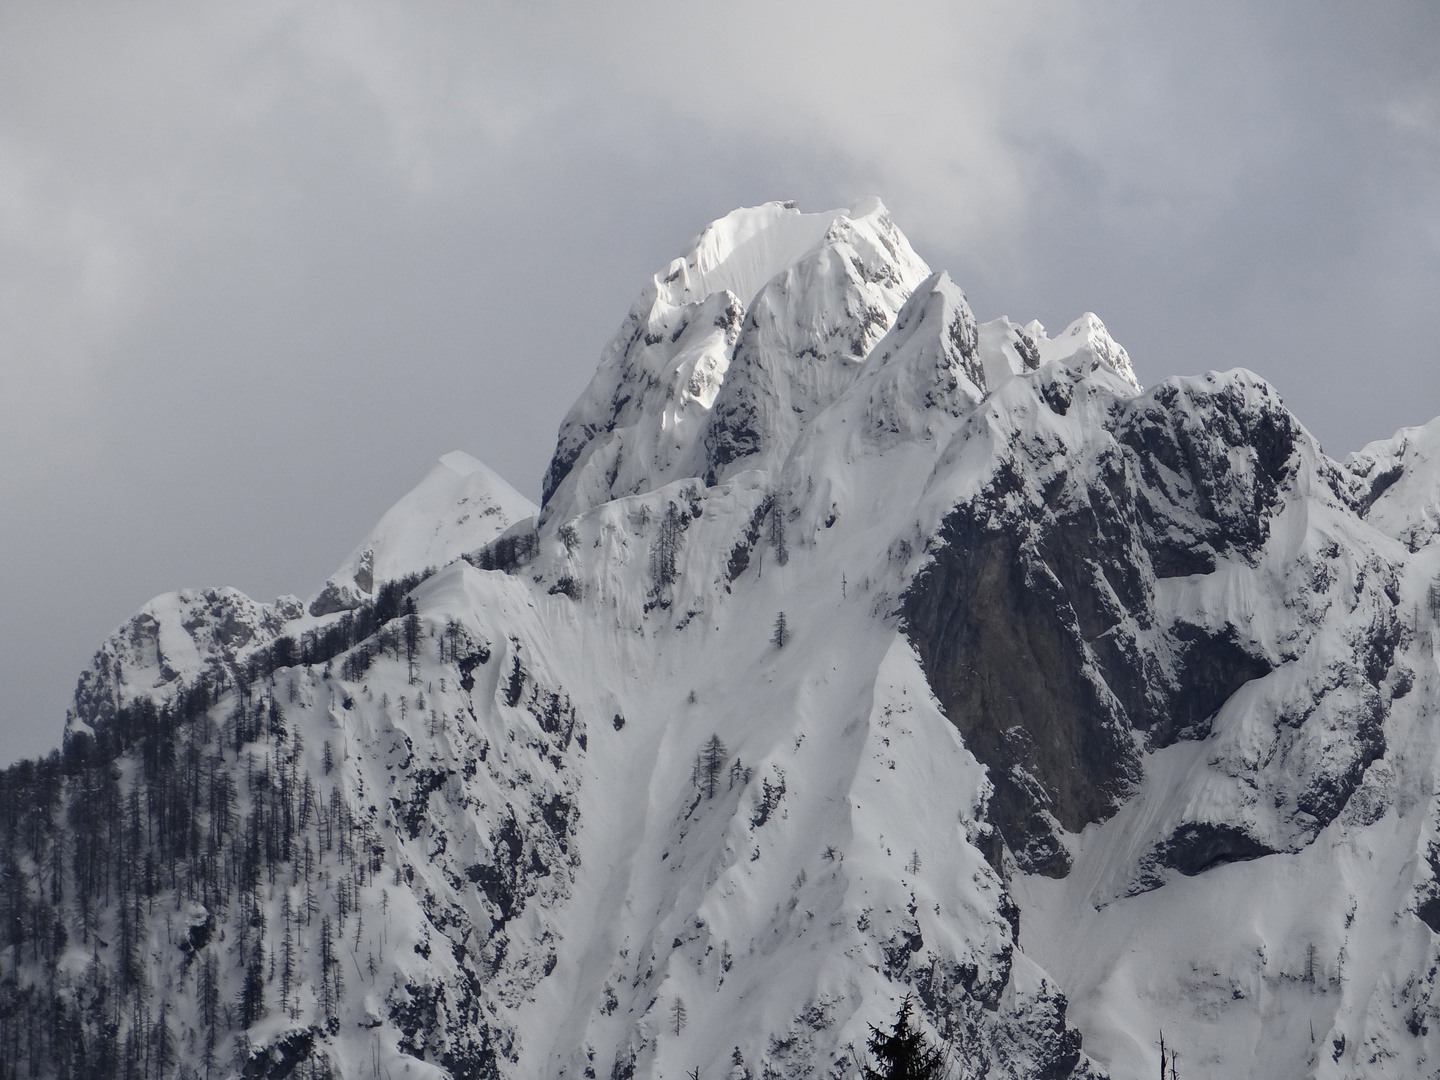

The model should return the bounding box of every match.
[5,200,1440,1080]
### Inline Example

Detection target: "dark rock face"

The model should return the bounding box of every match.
[1166,622,1275,742]
[902,488,1144,876]
[308,578,363,617]
[1148,822,1277,878]
[1294,682,1387,824]
[1416,846,1440,934]
[1418,897,1440,935]
[703,319,768,482]
[177,912,215,956]
[1116,375,1300,578]
[993,980,1085,1080]
[904,370,1397,878]
[902,449,1278,872]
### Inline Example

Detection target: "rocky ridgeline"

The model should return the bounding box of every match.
[4,200,1440,1080]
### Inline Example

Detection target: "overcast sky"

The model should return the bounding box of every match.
[2,2,1438,765]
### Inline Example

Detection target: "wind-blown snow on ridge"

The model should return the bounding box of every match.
[10,199,1440,1080]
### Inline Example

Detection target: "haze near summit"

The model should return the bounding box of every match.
[1,2,1438,765]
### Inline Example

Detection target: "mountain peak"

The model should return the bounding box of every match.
[1036,311,1141,392]
[310,451,536,616]
[658,197,899,311]
[541,198,930,520]
[19,199,1440,1080]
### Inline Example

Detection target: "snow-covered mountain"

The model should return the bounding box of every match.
[5,199,1440,1080]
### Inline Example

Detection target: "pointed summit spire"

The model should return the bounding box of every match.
[541,199,930,519]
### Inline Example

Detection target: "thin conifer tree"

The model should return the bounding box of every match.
[670,996,687,1036]
[772,612,789,648]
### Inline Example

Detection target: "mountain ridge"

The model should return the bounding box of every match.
[5,200,1440,1080]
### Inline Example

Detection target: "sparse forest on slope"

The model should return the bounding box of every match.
[5,201,1440,1080]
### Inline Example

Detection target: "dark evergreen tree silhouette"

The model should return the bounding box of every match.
[694,735,728,799]
[670,995,687,1036]
[403,596,422,684]
[860,996,947,1080]
[769,498,789,565]
[651,501,688,594]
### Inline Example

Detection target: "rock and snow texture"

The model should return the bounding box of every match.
[311,451,537,616]
[66,451,536,739]
[7,199,1440,1080]
[1349,416,1440,552]
[65,586,306,739]
[541,199,931,522]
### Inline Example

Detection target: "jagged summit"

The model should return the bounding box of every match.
[1031,311,1141,394]
[699,202,932,484]
[540,198,1140,526]
[540,197,930,522]
[10,200,1440,1080]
